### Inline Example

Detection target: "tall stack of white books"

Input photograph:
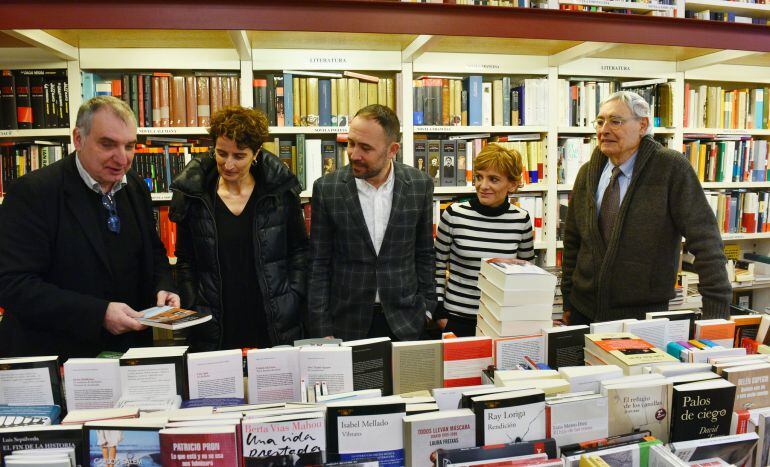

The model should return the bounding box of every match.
[475,259,557,338]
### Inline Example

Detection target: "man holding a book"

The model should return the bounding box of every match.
[0,96,179,358]
[307,104,436,341]
[562,91,730,325]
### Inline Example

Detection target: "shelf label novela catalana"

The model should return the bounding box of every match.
[0,131,12,137]
[138,128,180,135]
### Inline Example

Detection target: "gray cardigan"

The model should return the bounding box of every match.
[561,135,731,322]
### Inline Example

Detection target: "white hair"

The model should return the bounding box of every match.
[599,90,654,136]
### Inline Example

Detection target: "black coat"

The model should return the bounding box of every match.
[0,154,174,359]
[169,151,308,349]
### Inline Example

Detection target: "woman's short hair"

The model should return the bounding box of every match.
[209,106,269,154]
[474,143,525,187]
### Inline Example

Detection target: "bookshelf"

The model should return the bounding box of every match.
[0,6,769,276]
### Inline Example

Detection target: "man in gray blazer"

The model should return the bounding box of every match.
[307,104,436,341]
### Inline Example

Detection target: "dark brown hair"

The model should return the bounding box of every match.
[354,104,401,143]
[208,106,269,153]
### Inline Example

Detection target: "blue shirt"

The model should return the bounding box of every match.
[595,151,637,216]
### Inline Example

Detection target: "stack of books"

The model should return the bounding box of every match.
[476,259,556,339]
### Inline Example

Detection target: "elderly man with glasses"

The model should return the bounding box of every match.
[0,96,179,359]
[561,91,730,326]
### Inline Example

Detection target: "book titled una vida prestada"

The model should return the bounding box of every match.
[138,306,212,330]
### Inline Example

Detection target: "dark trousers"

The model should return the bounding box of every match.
[566,308,592,326]
[444,314,477,337]
[367,303,400,340]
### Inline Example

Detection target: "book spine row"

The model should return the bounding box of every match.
[83,72,240,128]
[254,74,397,127]
[415,137,545,187]
[704,189,770,234]
[0,143,66,196]
[131,143,208,193]
[0,69,69,130]
[684,83,770,130]
[685,9,770,24]
[683,137,769,183]
[413,77,548,127]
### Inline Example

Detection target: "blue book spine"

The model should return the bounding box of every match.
[667,341,686,360]
[467,76,483,126]
[699,339,720,347]
[319,79,332,126]
[81,72,95,100]
[284,73,294,127]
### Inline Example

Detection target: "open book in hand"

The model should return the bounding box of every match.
[138,306,212,330]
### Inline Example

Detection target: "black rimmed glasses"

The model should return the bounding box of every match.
[101,193,121,234]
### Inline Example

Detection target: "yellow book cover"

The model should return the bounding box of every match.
[299,77,308,126]
[377,79,387,106]
[358,81,368,108]
[306,77,319,126]
[348,78,359,119]
[292,77,301,126]
[330,78,338,126]
[367,82,378,108]
[337,78,349,126]
[386,78,395,112]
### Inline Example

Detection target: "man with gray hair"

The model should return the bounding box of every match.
[561,91,730,324]
[0,96,179,358]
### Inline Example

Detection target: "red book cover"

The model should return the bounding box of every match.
[160,427,239,467]
[137,74,145,127]
[443,336,493,387]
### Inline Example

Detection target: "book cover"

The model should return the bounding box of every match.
[85,419,165,467]
[669,432,757,466]
[321,140,336,176]
[246,347,301,404]
[0,356,64,410]
[546,395,609,448]
[197,76,211,126]
[298,347,353,396]
[440,140,457,188]
[443,336,493,388]
[242,412,325,460]
[722,362,770,411]
[326,399,406,467]
[604,379,671,442]
[119,348,189,400]
[435,438,557,466]
[342,337,393,396]
[319,79,332,127]
[402,409,475,467]
[13,73,32,129]
[669,379,736,442]
[471,389,546,446]
[392,341,444,395]
[138,306,212,330]
[0,425,84,466]
[187,349,244,400]
[63,358,121,410]
[544,326,588,369]
[160,426,240,467]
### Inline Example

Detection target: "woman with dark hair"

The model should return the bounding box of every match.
[170,106,307,350]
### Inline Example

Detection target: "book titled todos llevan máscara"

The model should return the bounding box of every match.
[138,306,212,330]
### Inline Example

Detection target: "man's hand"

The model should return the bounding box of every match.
[437,319,448,330]
[157,290,181,308]
[103,302,147,335]
[562,309,571,325]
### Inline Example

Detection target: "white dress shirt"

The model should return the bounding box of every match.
[355,161,395,302]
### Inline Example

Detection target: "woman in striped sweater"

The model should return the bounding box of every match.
[434,144,535,337]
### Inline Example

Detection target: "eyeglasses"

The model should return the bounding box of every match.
[101,193,121,234]
[592,117,638,130]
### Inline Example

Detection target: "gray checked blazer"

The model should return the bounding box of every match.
[307,161,437,341]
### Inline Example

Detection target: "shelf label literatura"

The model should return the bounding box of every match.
[601,65,632,72]
[308,57,348,65]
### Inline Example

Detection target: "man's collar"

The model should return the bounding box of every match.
[75,152,127,195]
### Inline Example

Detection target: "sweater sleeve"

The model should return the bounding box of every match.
[669,155,731,318]
[434,205,453,305]
[516,212,536,261]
